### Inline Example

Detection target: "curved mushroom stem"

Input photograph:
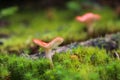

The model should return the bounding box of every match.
[45,49,54,68]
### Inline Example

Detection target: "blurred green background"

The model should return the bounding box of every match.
[0,0,120,51]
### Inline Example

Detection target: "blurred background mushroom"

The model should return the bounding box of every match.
[76,13,101,36]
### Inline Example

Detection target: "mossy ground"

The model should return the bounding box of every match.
[0,7,120,80]
[0,47,120,80]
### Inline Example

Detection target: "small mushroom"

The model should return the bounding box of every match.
[76,12,101,35]
[33,37,64,67]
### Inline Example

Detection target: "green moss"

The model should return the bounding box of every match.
[0,46,120,80]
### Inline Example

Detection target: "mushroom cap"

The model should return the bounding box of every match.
[33,37,64,49]
[33,39,49,48]
[49,37,64,49]
[76,13,101,24]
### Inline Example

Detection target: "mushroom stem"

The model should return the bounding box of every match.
[87,23,94,36]
[45,48,54,68]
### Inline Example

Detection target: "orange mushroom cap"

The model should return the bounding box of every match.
[76,12,101,24]
[33,37,64,49]
[33,39,49,48]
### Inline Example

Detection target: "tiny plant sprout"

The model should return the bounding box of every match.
[33,37,64,67]
[76,12,101,35]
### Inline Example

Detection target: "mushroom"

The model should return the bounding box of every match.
[33,37,64,67]
[76,12,101,35]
